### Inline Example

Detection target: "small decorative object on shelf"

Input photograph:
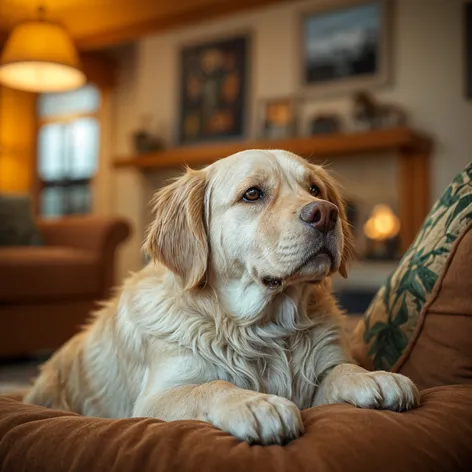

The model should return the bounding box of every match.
[353,90,407,131]
[132,115,165,154]
[259,97,297,139]
[363,203,401,260]
[309,113,342,135]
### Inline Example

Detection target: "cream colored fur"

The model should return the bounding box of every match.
[24,150,419,445]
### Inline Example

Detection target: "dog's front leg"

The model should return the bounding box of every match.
[313,363,420,411]
[133,380,303,444]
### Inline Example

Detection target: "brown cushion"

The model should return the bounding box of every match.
[1,386,472,472]
[395,228,472,389]
[0,247,100,302]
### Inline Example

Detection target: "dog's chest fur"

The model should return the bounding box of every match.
[188,323,341,410]
[136,289,345,411]
[206,337,308,408]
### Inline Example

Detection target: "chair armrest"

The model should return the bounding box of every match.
[37,216,131,295]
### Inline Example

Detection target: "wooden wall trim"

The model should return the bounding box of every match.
[398,137,433,251]
[81,53,116,89]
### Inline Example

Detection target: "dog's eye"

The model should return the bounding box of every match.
[309,184,320,196]
[243,187,263,202]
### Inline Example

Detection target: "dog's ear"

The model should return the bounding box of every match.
[145,168,208,290]
[321,171,355,279]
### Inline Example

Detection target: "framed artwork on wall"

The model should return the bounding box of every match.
[299,1,392,97]
[177,35,249,145]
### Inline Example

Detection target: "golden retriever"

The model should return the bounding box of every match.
[24,150,419,445]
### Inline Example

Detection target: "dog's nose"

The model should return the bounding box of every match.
[300,201,339,233]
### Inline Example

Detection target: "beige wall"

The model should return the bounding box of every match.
[111,0,472,279]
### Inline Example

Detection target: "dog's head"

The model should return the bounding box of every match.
[145,150,354,291]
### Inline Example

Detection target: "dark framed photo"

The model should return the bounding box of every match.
[465,2,472,99]
[300,1,391,96]
[258,97,298,139]
[177,35,249,145]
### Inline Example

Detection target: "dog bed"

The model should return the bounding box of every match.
[1,385,472,472]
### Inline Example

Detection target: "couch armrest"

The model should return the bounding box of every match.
[37,216,130,253]
[37,216,131,295]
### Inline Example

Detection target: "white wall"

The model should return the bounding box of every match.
[111,0,472,279]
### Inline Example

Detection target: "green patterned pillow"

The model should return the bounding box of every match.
[351,162,472,371]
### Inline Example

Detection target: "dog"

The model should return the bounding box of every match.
[24,150,419,445]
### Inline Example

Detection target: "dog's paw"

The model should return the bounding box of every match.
[325,367,420,411]
[208,391,304,445]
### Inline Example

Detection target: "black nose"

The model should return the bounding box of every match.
[300,201,339,233]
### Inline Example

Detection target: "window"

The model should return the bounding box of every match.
[37,85,100,218]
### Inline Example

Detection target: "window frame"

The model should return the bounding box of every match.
[35,89,102,218]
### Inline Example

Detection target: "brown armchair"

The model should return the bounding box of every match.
[0,216,130,358]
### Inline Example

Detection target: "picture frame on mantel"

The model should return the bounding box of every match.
[258,97,299,140]
[177,34,250,145]
[299,0,392,97]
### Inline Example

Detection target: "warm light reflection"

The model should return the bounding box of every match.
[363,204,400,241]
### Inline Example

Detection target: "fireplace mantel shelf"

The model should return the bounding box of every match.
[113,126,433,253]
[113,127,431,170]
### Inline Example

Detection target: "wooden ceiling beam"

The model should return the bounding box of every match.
[75,0,289,51]
[0,1,289,52]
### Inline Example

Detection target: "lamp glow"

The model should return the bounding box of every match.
[364,204,400,241]
[0,19,85,92]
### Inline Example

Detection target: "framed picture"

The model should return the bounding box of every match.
[465,2,472,99]
[300,1,391,96]
[177,35,249,145]
[259,97,298,139]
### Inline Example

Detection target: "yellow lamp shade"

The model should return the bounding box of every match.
[0,20,86,92]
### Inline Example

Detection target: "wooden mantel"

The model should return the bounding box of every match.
[114,127,433,253]
[113,127,429,170]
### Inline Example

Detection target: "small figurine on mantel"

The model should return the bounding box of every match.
[309,113,343,136]
[352,91,408,131]
[132,114,165,154]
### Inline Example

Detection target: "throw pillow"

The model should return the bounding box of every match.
[350,162,472,382]
[0,195,42,246]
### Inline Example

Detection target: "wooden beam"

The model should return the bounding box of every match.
[81,53,116,89]
[76,0,290,51]
[398,137,432,251]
